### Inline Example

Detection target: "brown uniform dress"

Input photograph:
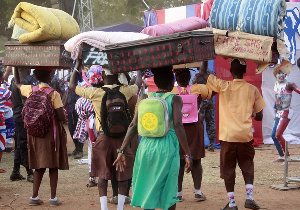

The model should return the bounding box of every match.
[27,121,69,170]
[179,97,205,159]
[75,85,138,181]
[21,84,69,170]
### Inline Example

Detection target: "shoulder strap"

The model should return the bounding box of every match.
[112,86,121,92]
[32,85,39,92]
[32,86,54,95]
[44,87,55,94]
[176,86,183,94]
[186,85,192,95]
[161,92,172,99]
[148,92,154,97]
[101,86,110,93]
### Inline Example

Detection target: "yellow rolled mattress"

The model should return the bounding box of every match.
[12,2,80,43]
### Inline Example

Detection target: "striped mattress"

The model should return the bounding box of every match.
[209,0,286,39]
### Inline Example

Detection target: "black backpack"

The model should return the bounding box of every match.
[100,86,132,138]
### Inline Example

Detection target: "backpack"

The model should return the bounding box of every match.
[176,85,198,123]
[138,92,172,137]
[100,86,131,138]
[22,86,55,137]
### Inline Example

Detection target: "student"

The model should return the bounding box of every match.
[198,59,265,210]
[73,65,103,186]
[14,67,69,206]
[172,68,213,202]
[69,60,142,210]
[114,66,192,210]
[271,62,300,162]
[8,68,37,182]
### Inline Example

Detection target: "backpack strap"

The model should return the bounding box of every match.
[148,92,154,97]
[176,86,183,95]
[148,92,172,99]
[161,92,172,99]
[32,85,39,92]
[101,86,111,93]
[44,87,55,94]
[176,85,192,95]
[32,86,54,94]
[101,86,121,93]
[186,85,192,95]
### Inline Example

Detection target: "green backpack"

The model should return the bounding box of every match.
[138,92,172,137]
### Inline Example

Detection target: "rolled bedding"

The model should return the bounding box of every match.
[209,0,286,39]
[141,17,209,37]
[64,31,151,60]
[12,2,80,43]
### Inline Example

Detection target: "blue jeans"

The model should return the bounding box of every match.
[271,118,284,157]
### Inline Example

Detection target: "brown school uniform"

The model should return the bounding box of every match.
[20,84,69,170]
[171,84,212,159]
[206,75,266,181]
[75,84,138,181]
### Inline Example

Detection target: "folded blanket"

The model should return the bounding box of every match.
[141,17,209,37]
[12,2,80,43]
[64,31,151,60]
[209,0,286,39]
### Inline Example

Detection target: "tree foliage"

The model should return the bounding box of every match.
[92,0,199,28]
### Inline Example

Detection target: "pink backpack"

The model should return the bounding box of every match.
[22,86,56,138]
[176,85,198,123]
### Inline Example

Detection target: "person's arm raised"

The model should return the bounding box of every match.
[12,67,22,89]
[198,61,209,82]
[69,60,82,91]
[134,70,142,89]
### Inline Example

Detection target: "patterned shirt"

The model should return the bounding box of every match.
[73,97,94,142]
[0,88,12,113]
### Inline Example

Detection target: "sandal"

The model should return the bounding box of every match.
[0,169,6,173]
[86,180,98,188]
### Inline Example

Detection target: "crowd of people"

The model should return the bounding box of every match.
[0,57,299,210]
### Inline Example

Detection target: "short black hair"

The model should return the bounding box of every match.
[297,58,300,69]
[33,69,51,83]
[151,66,174,91]
[230,59,246,77]
[174,68,191,87]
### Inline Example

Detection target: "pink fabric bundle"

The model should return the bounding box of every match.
[141,16,209,37]
[64,31,150,60]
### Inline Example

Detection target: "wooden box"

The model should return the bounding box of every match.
[4,41,73,68]
[105,31,215,73]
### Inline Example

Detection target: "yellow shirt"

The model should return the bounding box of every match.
[206,75,266,142]
[75,84,138,131]
[20,83,64,109]
[171,84,212,99]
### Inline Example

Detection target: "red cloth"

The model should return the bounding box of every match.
[195,0,214,21]
[156,9,165,25]
[141,17,209,37]
[146,77,158,92]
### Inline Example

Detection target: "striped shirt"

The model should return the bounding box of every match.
[73,97,95,142]
[0,88,12,113]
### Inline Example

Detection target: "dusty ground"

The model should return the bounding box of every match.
[0,126,300,210]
